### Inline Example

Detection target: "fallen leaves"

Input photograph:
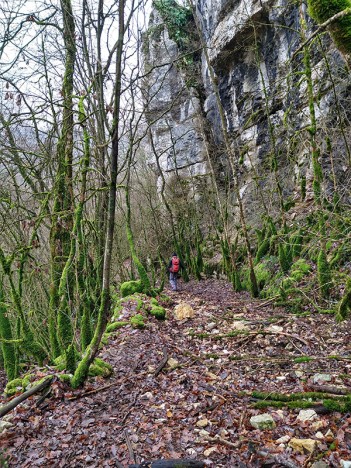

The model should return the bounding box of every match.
[1,279,351,466]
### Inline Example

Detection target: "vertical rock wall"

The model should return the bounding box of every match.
[143,0,351,224]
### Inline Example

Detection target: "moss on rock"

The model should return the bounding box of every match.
[130,314,146,329]
[120,280,143,297]
[150,305,166,320]
[4,378,23,396]
[106,321,129,333]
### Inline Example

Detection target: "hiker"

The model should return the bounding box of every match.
[168,252,183,291]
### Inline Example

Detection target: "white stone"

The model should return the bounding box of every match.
[275,435,290,444]
[296,409,318,423]
[313,373,332,383]
[232,321,249,331]
[250,413,276,430]
[315,432,324,439]
[267,325,284,333]
[275,410,285,420]
[340,461,351,468]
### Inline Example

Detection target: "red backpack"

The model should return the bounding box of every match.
[171,257,180,273]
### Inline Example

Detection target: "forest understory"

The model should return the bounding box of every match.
[1,279,351,468]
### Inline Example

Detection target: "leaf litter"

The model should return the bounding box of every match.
[1,279,351,467]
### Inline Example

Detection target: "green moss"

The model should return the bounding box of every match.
[65,344,77,374]
[279,243,291,273]
[88,358,113,377]
[255,238,270,263]
[113,304,123,320]
[0,287,18,380]
[21,373,34,390]
[317,249,332,298]
[54,354,66,371]
[254,262,271,289]
[4,378,23,396]
[150,306,166,320]
[294,356,312,363]
[120,280,143,297]
[58,374,73,384]
[336,278,351,321]
[106,321,129,332]
[150,298,159,307]
[80,307,92,351]
[205,353,219,359]
[308,0,351,54]
[130,314,146,329]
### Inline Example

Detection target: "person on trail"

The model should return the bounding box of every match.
[168,252,183,291]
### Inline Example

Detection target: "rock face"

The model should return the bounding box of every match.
[143,0,351,224]
[142,9,208,181]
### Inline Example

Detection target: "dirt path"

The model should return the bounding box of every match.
[1,279,351,467]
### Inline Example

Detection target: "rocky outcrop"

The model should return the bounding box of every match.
[142,0,351,223]
[142,9,207,180]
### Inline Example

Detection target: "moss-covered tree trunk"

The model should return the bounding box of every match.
[0,281,18,380]
[48,0,77,357]
[72,0,126,388]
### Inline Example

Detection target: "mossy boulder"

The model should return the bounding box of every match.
[4,378,23,396]
[150,306,166,320]
[120,280,143,297]
[130,314,146,329]
[106,321,129,333]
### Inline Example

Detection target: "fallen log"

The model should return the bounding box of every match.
[0,376,54,418]
[129,461,204,468]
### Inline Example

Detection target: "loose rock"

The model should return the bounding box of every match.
[174,303,195,320]
[288,438,317,454]
[250,413,276,430]
[296,409,318,423]
[313,373,332,383]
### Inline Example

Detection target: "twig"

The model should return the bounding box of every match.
[154,347,169,377]
[203,434,243,449]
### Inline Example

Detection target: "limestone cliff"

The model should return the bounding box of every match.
[142,0,351,224]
